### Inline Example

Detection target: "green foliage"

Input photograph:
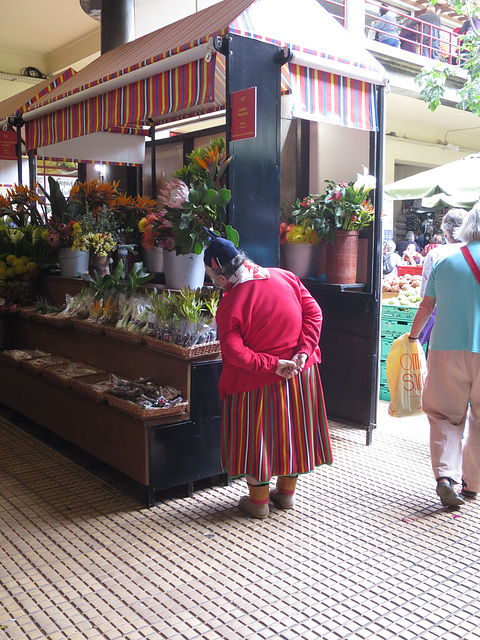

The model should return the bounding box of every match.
[415,2,480,115]
[165,137,238,255]
[80,261,154,299]
[415,64,456,112]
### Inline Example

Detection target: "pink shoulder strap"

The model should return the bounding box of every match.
[461,245,480,285]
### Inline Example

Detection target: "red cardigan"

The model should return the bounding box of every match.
[215,268,323,399]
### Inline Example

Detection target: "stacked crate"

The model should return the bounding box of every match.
[380,304,419,401]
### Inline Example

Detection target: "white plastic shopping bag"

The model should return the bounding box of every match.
[386,333,427,418]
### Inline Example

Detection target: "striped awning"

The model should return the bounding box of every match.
[0,68,76,123]
[28,57,221,149]
[288,64,377,131]
[23,0,386,154]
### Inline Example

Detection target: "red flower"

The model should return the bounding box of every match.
[331,191,342,202]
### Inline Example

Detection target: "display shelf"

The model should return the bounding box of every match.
[1,309,224,506]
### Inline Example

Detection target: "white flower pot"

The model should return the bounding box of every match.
[142,246,164,273]
[58,248,90,278]
[163,250,205,290]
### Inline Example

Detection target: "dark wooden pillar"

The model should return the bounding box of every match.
[226,35,281,267]
[101,0,138,195]
[101,0,135,53]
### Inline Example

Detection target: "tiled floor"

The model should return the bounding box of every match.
[1,403,479,640]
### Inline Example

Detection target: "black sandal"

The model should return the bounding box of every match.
[461,479,477,499]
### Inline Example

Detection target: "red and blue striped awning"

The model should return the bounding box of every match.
[28,57,220,149]
[288,64,377,131]
[23,0,386,155]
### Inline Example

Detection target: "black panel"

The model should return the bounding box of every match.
[190,360,223,421]
[149,418,222,490]
[226,35,281,267]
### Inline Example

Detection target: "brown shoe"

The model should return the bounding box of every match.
[269,488,295,509]
[238,496,269,519]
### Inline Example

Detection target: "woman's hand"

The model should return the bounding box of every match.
[276,360,298,379]
[292,352,308,372]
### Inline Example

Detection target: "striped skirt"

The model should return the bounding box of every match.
[221,364,332,481]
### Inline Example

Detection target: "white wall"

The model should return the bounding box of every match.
[135,0,222,38]
[309,121,370,193]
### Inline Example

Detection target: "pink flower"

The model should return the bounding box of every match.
[58,223,68,234]
[158,179,189,209]
[47,231,60,247]
[164,236,175,251]
[331,191,342,202]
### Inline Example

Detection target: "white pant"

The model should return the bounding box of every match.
[423,350,480,491]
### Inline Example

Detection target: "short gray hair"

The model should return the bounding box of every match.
[457,202,480,242]
[386,240,396,252]
[405,231,415,241]
[441,208,467,241]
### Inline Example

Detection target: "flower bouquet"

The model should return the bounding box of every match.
[160,138,239,255]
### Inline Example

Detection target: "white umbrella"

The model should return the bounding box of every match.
[384,153,480,209]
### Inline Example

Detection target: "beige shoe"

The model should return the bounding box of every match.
[269,488,295,509]
[238,495,269,519]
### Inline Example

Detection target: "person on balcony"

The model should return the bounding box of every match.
[373,3,400,47]
[458,16,480,66]
[203,238,332,519]
[418,5,442,59]
[399,17,419,54]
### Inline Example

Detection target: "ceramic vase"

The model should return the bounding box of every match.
[326,229,359,284]
[142,246,164,273]
[89,255,110,277]
[163,250,205,290]
[58,248,90,278]
[283,242,322,280]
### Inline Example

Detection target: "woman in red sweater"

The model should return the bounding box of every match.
[204,238,332,519]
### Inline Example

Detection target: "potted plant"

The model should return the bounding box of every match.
[296,171,376,284]
[137,208,174,274]
[158,138,239,290]
[0,184,58,301]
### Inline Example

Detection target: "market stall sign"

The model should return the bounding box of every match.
[0,130,17,161]
[231,87,257,141]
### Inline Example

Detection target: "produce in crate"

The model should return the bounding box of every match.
[382,273,422,306]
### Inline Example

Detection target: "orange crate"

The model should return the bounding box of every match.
[397,265,422,277]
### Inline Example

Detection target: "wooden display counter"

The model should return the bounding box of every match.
[1,304,224,507]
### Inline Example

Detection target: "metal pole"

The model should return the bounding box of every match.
[149,124,156,201]
[16,125,22,184]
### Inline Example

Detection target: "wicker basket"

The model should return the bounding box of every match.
[69,372,112,402]
[103,325,145,344]
[0,349,47,367]
[144,336,221,360]
[106,393,188,419]
[43,313,73,328]
[42,362,104,388]
[72,318,106,335]
[21,355,70,374]
[16,307,36,320]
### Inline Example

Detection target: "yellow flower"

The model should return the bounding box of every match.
[41,229,49,240]
[6,255,15,264]
[139,217,148,233]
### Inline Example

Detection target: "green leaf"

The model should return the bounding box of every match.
[225,225,239,247]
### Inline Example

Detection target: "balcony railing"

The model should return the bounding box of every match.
[365,2,464,66]
[318,0,346,27]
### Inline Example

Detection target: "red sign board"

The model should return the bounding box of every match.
[0,130,17,161]
[231,87,257,141]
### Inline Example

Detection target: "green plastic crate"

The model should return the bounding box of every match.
[379,382,390,401]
